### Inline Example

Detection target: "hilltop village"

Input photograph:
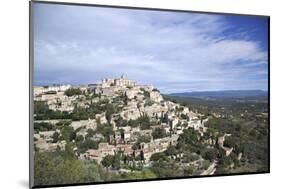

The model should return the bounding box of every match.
[34,76,237,177]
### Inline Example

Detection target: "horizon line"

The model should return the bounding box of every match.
[33,84,267,94]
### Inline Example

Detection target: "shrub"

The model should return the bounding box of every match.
[64,88,82,97]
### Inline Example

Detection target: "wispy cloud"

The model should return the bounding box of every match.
[34,3,268,93]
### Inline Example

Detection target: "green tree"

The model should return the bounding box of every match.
[122,170,156,180]
[142,90,150,98]
[34,152,87,186]
[34,122,55,133]
[85,128,95,139]
[151,161,180,178]
[52,131,60,143]
[139,115,150,130]
[34,101,49,115]
[202,148,218,161]
[78,139,100,153]
[82,160,105,182]
[150,152,170,162]
[96,123,114,141]
[152,127,167,139]
[115,116,128,127]
[128,119,139,128]
[180,113,189,120]
[101,155,114,169]
[105,104,115,124]
[64,88,82,97]
[60,126,75,142]
[112,154,121,170]
[75,135,84,143]
[165,145,177,156]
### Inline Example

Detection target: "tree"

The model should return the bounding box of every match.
[144,99,154,107]
[112,154,121,169]
[182,152,200,163]
[152,88,159,92]
[115,116,128,127]
[101,155,114,169]
[178,128,200,147]
[150,152,169,162]
[34,152,87,186]
[202,148,218,161]
[34,101,49,115]
[140,150,145,161]
[151,161,180,178]
[220,155,234,168]
[139,115,150,130]
[52,131,60,143]
[123,94,129,105]
[64,88,82,96]
[180,113,189,120]
[223,136,236,149]
[78,139,100,153]
[165,145,177,156]
[183,165,195,176]
[96,123,114,141]
[132,142,140,151]
[122,170,156,180]
[128,119,139,128]
[75,135,84,143]
[83,160,105,182]
[207,127,218,140]
[60,126,75,142]
[152,128,167,139]
[143,91,150,98]
[105,104,115,124]
[138,135,151,143]
[71,107,90,121]
[85,128,95,139]
[34,122,55,133]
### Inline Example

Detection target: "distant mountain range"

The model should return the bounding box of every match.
[168,90,268,98]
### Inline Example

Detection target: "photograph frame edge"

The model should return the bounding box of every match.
[29,0,271,188]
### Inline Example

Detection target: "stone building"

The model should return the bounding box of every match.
[114,75,136,87]
[34,84,71,96]
[150,91,163,102]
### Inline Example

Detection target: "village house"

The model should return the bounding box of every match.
[149,90,163,102]
[95,113,107,124]
[34,84,71,96]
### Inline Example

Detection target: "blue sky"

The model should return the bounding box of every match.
[33,3,268,93]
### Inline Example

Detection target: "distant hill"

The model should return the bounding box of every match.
[169,90,268,99]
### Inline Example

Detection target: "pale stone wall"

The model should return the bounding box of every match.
[150,91,163,102]
[34,85,71,96]
[70,119,97,130]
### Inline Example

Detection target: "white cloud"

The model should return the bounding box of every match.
[34,4,268,93]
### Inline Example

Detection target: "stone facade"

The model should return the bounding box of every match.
[34,84,71,96]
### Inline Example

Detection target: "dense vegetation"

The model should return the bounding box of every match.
[64,88,82,97]
[34,147,110,186]
[164,95,269,173]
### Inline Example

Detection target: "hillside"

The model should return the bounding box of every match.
[169,90,268,99]
[33,77,269,185]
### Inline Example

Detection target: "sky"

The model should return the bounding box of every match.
[33,3,269,93]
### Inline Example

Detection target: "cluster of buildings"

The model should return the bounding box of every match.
[34,84,89,112]
[88,75,137,96]
[81,134,179,164]
[34,84,72,96]
[33,76,210,164]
